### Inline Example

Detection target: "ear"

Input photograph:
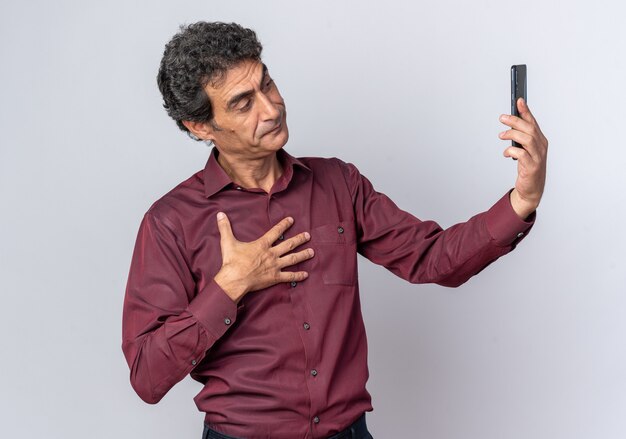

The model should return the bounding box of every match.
[182,120,217,142]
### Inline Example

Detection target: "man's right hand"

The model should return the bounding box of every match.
[213,212,314,304]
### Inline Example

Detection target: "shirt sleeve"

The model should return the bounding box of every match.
[121,212,239,404]
[339,161,536,287]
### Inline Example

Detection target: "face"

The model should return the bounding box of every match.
[196,59,288,160]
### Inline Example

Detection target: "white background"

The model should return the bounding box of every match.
[1,1,625,438]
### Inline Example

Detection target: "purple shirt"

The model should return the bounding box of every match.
[122,147,535,439]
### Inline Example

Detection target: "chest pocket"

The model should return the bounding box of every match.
[310,220,357,285]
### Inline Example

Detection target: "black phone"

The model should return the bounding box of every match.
[511,64,527,148]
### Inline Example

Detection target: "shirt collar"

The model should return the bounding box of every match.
[203,147,311,198]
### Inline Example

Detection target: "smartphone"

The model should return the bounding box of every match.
[511,64,527,148]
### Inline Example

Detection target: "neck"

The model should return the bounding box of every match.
[216,149,283,193]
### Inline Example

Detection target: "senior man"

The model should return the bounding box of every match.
[122,21,547,439]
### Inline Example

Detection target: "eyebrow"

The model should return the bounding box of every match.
[226,63,268,111]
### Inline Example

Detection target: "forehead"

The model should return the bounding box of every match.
[205,60,266,103]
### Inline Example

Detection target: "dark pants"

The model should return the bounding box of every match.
[202,413,374,439]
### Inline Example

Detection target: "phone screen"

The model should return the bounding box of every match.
[511,64,527,147]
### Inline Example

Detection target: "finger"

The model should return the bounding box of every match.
[216,212,235,245]
[503,145,532,163]
[273,231,311,255]
[262,216,295,245]
[276,270,309,283]
[520,98,549,146]
[517,98,537,125]
[499,113,547,161]
[498,129,535,157]
[277,248,315,269]
[499,113,534,136]
[517,98,548,144]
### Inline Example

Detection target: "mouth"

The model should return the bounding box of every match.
[265,121,282,136]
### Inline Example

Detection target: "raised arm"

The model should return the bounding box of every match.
[340,162,536,288]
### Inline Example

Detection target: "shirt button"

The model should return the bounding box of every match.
[191,359,197,365]
[517,232,525,238]
[236,186,242,191]
[224,317,231,325]
[291,281,297,288]
[311,369,318,376]
[278,234,284,241]
[303,322,311,330]
[313,416,320,424]
[337,226,344,234]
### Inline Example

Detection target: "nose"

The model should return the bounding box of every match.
[257,90,281,121]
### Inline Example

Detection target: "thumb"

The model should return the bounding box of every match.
[216,212,234,245]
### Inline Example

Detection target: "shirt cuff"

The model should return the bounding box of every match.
[483,189,536,247]
[187,278,241,339]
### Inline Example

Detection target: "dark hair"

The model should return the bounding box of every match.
[156,22,263,140]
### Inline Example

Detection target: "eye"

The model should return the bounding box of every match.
[238,100,252,112]
[263,78,274,90]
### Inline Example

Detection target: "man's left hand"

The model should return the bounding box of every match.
[498,97,549,220]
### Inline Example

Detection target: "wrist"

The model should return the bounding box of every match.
[509,189,538,220]
[214,269,248,304]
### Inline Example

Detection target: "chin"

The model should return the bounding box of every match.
[267,123,289,151]
[278,124,289,147]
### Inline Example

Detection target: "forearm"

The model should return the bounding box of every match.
[122,279,239,404]
[405,209,523,287]
[356,189,535,288]
[427,189,536,286]
[122,312,212,404]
